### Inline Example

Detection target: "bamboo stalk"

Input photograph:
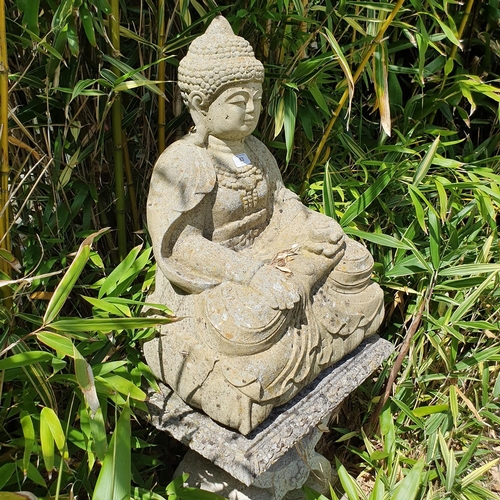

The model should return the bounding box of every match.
[442,0,476,90]
[302,0,406,191]
[429,0,475,124]
[158,0,166,153]
[122,131,140,232]
[110,0,127,260]
[0,0,10,277]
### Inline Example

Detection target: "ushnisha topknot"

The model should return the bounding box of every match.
[178,15,265,106]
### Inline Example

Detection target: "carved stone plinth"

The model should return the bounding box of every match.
[147,336,393,499]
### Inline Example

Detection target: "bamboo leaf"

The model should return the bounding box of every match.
[98,244,142,298]
[456,436,481,476]
[17,0,40,35]
[40,409,55,473]
[92,402,131,500]
[371,471,385,500]
[0,351,54,370]
[89,407,108,461]
[449,385,459,428]
[97,374,147,401]
[80,3,96,46]
[391,398,425,429]
[435,16,462,48]
[273,95,285,138]
[435,179,448,220]
[36,331,75,357]
[343,228,412,249]
[407,185,427,233]
[340,165,393,226]
[454,345,500,371]
[439,263,500,276]
[24,462,47,488]
[0,463,16,490]
[450,271,499,322]
[335,459,359,500]
[428,208,441,270]
[41,407,67,457]
[391,459,425,500]
[323,161,335,218]
[373,40,391,136]
[322,28,354,124]
[44,229,109,324]
[49,316,176,332]
[74,345,101,416]
[283,87,297,165]
[131,487,168,500]
[82,296,131,317]
[461,458,500,488]
[412,405,448,417]
[414,136,440,186]
[20,411,35,476]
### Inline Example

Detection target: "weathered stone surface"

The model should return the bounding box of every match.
[144,15,385,435]
[147,335,393,486]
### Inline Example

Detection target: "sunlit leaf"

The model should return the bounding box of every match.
[20,411,35,477]
[373,40,391,136]
[391,459,425,500]
[0,351,54,370]
[340,165,393,226]
[92,402,131,500]
[44,228,109,324]
[414,136,440,186]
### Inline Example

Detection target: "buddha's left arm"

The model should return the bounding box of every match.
[249,136,345,261]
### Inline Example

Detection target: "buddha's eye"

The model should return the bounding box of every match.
[227,95,247,107]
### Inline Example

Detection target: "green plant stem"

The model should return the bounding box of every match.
[301,0,406,192]
[158,0,166,154]
[0,0,10,278]
[428,0,475,125]
[369,274,437,431]
[110,0,127,260]
[122,131,140,233]
[442,0,476,91]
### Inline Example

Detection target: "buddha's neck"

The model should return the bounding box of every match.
[208,136,246,154]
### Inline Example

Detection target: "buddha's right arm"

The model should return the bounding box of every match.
[167,224,264,291]
[167,226,300,309]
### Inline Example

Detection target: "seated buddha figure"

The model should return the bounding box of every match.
[143,16,384,435]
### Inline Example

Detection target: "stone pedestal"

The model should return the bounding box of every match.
[147,336,393,499]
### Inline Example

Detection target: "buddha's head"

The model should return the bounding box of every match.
[178,16,265,143]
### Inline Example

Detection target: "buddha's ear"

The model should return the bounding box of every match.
[187,91,209,147]
[188,91,209,115]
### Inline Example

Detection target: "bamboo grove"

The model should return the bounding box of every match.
[0,1,499,499]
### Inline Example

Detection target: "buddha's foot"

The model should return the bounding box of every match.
[313,281,384,336]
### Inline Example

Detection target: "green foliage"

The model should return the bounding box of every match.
[0,0,499,498]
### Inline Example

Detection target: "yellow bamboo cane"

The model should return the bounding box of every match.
[0,0,10,277]
[158,0,166,154]
[302,0,406,191]
[110,0,127,260]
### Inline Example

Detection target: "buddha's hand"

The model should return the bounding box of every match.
[303,218,345,260]
[250,266,300,311]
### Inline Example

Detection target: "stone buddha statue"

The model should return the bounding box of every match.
[144,16,384,435]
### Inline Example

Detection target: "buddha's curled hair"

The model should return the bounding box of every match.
[178,16,265,106]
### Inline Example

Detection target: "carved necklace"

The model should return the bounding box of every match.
[209,140,264,210]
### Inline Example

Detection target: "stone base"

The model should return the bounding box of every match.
[175,446,333,500]
[147,336,393,499]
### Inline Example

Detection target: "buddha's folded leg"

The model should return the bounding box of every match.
[310,239,385,356]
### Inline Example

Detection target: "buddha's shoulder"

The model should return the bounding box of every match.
[151,137,216,194]
[155,137,212,171]
[245,134,273,157]
[245,135,280,176]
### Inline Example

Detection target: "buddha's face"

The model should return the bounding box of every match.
[203,82,262,141]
